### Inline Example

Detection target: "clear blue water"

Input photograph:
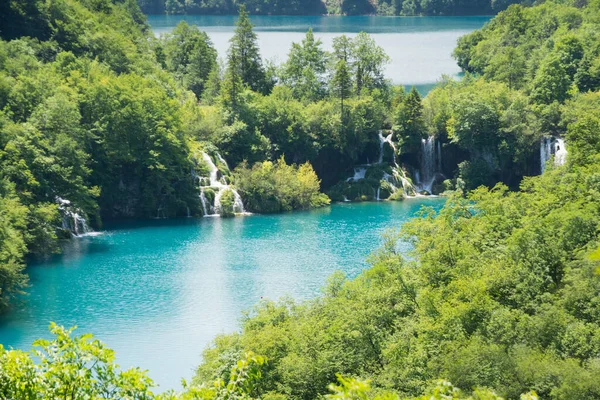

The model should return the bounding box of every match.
[0,199,444,390]
[147,15,490,90]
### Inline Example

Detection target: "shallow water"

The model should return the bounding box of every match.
[147,15,490,90]
[0,199,444,390]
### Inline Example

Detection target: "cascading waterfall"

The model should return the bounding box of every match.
[195,152,247,216]
[378,130,395,164]
[554,138,567,166]
[419,136,437,193]
[540,136,553,173]
[347,167,367,182]
[56,197,90,236]
[344,130,417,200]
[379,130,416,197]
[539,136,568,172]
[437,140,442,172]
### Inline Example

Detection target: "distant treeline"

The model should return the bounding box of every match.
[138,0,529,16]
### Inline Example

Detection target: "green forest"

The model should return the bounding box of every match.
[1,0,600,398]
[138,0,527,17]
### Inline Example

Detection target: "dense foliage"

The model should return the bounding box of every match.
[188,1,600,399]
[235,158,330,213]
[2,0,600,398]
[138,0,528,16]
[0,324,536,399]
[194,136,600,399]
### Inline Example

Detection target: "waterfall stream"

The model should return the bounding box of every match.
[419,136,437,193]
[539,136,567,173]
[378,130,416,197]
[57,197,90,236]
[196,152,247,216]
[540,136,553,173]
[554,138,567,166]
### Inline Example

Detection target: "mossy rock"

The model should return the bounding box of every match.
[388,190,405,201]
[348,180,376,201]
[219,189,235,217]
[194,156,211,178]
[381,141,396,164]
[327,182,352,202]
[365,165,385,182]
[56,228,74,239]
[378,180,395,199]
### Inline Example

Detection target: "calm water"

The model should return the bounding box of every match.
[148,15,491,90]
[0,199,444,390]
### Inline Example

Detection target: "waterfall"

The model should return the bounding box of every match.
[57,197,90,236]
[539,136,567,172]
[540,136,553,173]
[195,152,247,216]
[344,129,416,200]
[199,188,210,215]
[419,136,437,193]
[347,167,367,182]
[437,140,442,172]
[554,138,567,166]
[378,130,395,164]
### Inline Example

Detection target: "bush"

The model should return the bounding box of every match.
[235,157,330,213]
[218,189,235,217]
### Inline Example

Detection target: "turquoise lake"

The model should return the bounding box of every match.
[147,15,491,91]
[0,199,444,390]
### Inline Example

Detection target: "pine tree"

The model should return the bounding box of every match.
[331,35,354,126]
[227,6,269,94]
[202,62,222,105]
[221,51,244,113]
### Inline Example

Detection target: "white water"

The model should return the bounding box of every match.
[347,167,368,182]
[539,136,568,172]
[437,140,442,172]
[540,136,553,173]
[378,130,395,164]
[196,152,247,216]
[379,130,416,197]
[419,136,438,193]
[554,138,567,167]
[56,197,90,236]
[343,130,417,199]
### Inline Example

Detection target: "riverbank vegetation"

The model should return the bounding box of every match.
[235,158,330,213]
[0,0,600,398]
[187,1,600,398]
[139,0,528,17]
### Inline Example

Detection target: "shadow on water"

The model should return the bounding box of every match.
[26,240,113,268]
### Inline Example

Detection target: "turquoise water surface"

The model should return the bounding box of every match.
[147,15,491,90]
[0,199,444,390]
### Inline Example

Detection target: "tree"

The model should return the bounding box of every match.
[396,86,425,150]
[282,29,329,101]
[352,32,389,94]
[227,5,269,94]
[331,35,354,126]
[0,323,155,398]
[201,62,222,104]
[484,47,526,89]
[531,54,572,104]
[221,51,245,113]
[162,21,217,98]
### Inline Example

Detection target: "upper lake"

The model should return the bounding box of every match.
[0,199,444,391]
[147,15,491,91]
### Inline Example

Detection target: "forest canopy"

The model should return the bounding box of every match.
[138,0,529,17]
[0,0,599,399]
